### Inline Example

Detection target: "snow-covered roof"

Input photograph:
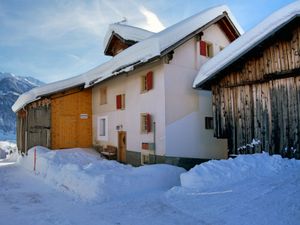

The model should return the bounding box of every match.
[12,74,88,112]
[193,1,300,89]
[103,23,154,50]
[12,5,243,113]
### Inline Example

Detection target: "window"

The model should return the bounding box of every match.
[141,71,153,92]
[140,113,152,133]
[200,40,213,58]
[116,94,125,110]
[99,87,107,105]
[97,116,108,141]
[205,117,214,129]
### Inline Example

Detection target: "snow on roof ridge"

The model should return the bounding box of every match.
[103,23,154,50]
[193,1,300,88]
[11,73,89,112]
[88,4,243,85]
[12,5,242,112]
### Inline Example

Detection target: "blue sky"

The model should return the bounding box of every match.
[0,0,295,83]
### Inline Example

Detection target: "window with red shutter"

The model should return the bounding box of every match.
[146,71,153,91]
[116,94,122,109]
[141,113,152,133]
[146,114,152,133]
[200,40,207,56]
[141,71,153,93]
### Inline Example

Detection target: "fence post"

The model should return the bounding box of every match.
[33,146,37,171]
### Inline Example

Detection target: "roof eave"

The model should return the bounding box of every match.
[194,14,300,89]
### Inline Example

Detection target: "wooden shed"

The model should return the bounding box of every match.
[194,4,300,158]
[16,87,92,153]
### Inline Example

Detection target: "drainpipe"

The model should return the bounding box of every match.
[153,121,156,163]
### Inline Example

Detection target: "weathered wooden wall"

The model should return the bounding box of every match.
[16,99,51,154]
[211,19,300,157]
[16,110,26,154]
[51,88,92,149]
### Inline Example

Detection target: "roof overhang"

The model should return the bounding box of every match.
[193,1,300,89]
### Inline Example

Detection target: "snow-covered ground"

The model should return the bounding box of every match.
[0,144,299,225]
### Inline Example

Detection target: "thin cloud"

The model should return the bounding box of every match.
[139,6,165,32]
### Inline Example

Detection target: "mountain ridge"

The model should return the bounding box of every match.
[0,72,44,140]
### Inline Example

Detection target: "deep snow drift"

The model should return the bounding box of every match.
[181,152,300,190]
[1,144,299,225]
[18,146,186,201]
[166,153,300,225]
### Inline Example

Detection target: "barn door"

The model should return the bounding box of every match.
[118,131,126,163]
[59,115,77,148]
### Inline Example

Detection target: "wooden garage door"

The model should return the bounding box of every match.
[51,88,92,149]
[59,115,77,149]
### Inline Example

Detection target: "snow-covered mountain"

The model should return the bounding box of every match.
[0,72,44,140]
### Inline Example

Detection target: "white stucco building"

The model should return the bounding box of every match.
[12,5,243,169]
[92,6,243,168]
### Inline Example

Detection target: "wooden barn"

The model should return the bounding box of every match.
[15,85,92,154]
[193,2,300,158]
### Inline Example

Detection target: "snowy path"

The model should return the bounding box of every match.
[1,152,300,225]
[0,160,199,225]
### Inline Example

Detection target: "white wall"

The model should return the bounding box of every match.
[166,91,227,159]
[92,23,231,160]
[197,24,231,69]
[164,23,229,159]
[92,61,166,156]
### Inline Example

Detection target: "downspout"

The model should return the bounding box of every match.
[153,121,156,163]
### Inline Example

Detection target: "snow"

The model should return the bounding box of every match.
[180,152,298,190]
[166,153,300,225]
[0,144,299,225]
[193,1,300,88]
[11,73,89,112]
[18,146,185,201]
[12,5,243,113]
[103,23,154,50]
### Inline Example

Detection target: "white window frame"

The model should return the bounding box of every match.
[97,116,108,141]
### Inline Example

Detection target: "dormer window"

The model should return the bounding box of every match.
[200,40,213,58]
[103,24,154,57]
[105,34,131,57]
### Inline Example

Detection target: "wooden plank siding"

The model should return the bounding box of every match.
[210,19,300,157]
[16,99,51,153]
[16,88,92,153]
[51,88,92,149]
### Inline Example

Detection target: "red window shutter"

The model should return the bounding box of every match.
[146,114,152,133]
[116,95,122,109]
[142,143,149,149]
[146,71,153,90]
[200,41,207,56]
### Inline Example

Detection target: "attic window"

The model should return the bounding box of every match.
[141,71,153,93]
[200,41,213,58]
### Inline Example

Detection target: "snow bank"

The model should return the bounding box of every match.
[0,141,17,161]
[0,148,7,159]
[18,147,185,201]
[181,153,300,190]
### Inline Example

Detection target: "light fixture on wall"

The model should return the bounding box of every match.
[116,125,123,131]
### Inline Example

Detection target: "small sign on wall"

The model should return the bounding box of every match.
[80,114,88,119]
